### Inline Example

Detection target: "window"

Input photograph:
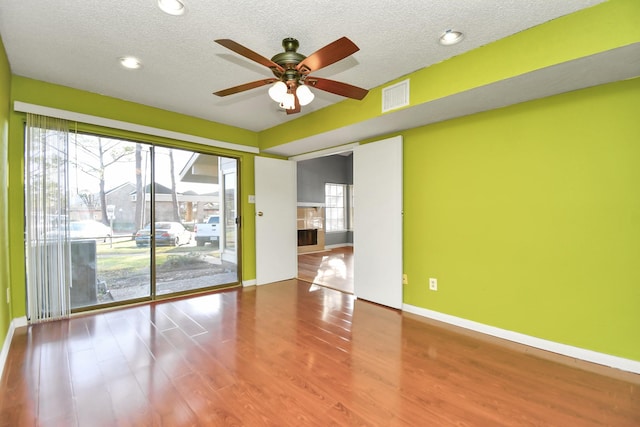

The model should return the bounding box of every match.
[325,183,347,232]
[26,125,240,313]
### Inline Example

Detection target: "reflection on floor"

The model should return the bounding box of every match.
[298,246,353,294]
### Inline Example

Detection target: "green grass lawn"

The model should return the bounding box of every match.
[95,238,219,274]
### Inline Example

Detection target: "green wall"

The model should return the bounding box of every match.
[402,77,640,361]
[7,77,260,319]
[11,76,258,148]
[259,0,640,149]
[254,0,640,362]
[0,37,11,350]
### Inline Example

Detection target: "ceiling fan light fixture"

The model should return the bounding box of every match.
[279,92,296,110]
[268,81,288,102]
[158,0,186,16]
[296,84,315,106]
[439,30,464,46]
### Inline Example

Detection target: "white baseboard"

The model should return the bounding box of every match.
[403,304,640,375]
[13,316,27,328]
[242,279,257,287]
[0,323,13,381]
[324,243,353,249]
[0,316,28,381]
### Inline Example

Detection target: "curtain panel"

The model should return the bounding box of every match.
[24,113,72,322]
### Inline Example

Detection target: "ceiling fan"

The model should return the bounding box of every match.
[213,37,369,114]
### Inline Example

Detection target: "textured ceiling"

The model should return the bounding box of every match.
[0,0,608,135]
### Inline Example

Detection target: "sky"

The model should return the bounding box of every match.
[68,134,221,195]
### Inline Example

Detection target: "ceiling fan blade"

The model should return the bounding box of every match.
[215,39,284,73]
[213,78,277,97]
[296,37,359,73]
[286,94,301,115]
[305,77,368,100]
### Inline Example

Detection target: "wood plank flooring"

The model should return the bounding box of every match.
[1,280,639,426]
[298,246,353,294]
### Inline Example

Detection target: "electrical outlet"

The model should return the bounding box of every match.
[429,278,438,291]
[402,274,408,285]
[6,287,9,302]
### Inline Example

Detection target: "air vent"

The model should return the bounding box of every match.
[382,79,410,113]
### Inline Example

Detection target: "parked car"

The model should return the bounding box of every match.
[69,220,112,241]
[194,215,220,247]
[135,222,192,247]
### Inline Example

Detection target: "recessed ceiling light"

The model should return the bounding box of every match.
[439,30,464,46]
[158,0,186,16]
[119,56,142,69]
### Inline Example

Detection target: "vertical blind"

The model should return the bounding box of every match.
[24,113,72,322]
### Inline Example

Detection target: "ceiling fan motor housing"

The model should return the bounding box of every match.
[271,38,306,84]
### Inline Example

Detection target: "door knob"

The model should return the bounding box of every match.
[257,211,263,216]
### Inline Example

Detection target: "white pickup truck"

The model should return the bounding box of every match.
[194,215,220,247]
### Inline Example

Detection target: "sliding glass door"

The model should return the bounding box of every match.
[67,134,151,307]
[62,133,239,310]
[152,147,238,296]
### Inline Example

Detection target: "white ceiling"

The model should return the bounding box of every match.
[0,0,610,138]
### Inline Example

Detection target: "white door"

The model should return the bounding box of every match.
[353,135,403,309]
[254,157,298,285]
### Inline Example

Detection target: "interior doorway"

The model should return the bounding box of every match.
[295,149,354,293]
[258,137,402,307]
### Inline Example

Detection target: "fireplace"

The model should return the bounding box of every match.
[297,205,325,253]
[298,229,318,246]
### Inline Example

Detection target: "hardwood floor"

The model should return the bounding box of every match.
[1,280,638,426]
[298,246,353,294]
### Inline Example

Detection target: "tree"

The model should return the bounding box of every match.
[78,191,99,211]
[72,135,135,226]
[169,149,181,223]
[134,144,144,231]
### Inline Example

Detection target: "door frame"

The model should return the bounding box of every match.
[255,140,403,309]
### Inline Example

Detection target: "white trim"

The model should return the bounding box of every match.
[13,101,260,154]
[242,279,257,287]
[288,142,359,161]
[13,316,28,328]
[297,202,326,207]
[0,317,28,380]
[324,243,353,249]
[0,323,14,380]
[403,304,640,374]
